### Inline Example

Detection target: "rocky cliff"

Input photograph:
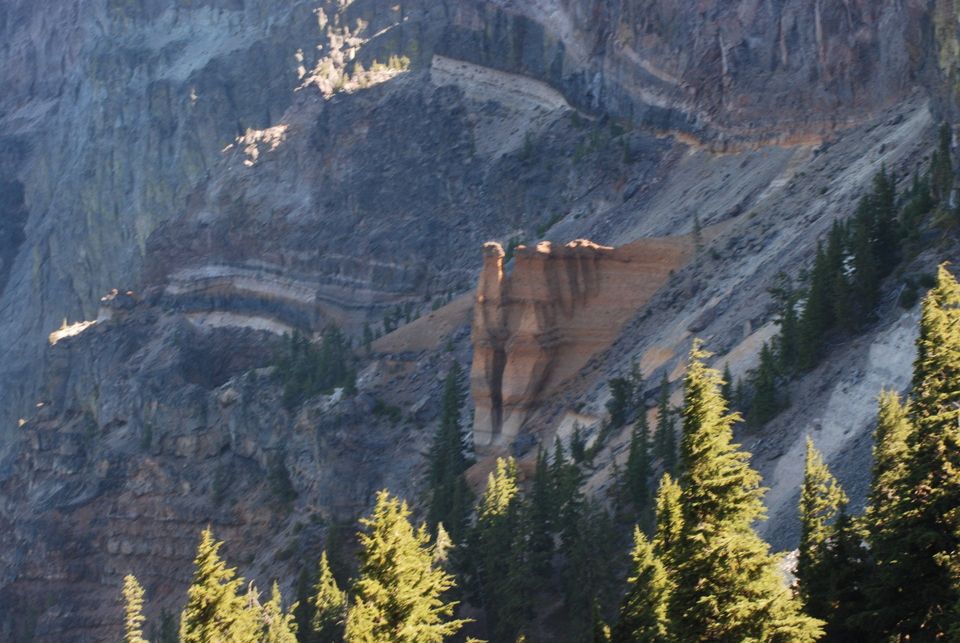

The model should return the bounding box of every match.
[1,0,959,639]
[471,237,690,450]
[2,0,955,438]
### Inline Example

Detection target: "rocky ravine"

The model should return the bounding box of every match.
[1,0,959,640]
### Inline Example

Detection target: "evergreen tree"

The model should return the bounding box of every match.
[277,325,356,407]
[570,423,587,463]
[652,473,683,568]
[797,438,848,620]
[748,341,781,425]
[427,363,472,541]
[346,491,467,643]
[654,373,677,473]
[560,497,619,639]
[550,439,578,514]
[469,458,531,642]
[151,610,177,643]
[432,523,454,567]
[180,528,259,643]
[669,341,823,642]
[817,510,869,642]
[612,528,670,642]
[624,411,652,514]
[864,391,912,546]
[528,447,554,579]
[122,574,148,643]
[832,260,856,334]
[931,123,953,205]
[900,173,933,257]
[293,567,314,643]
[871,167,899,276]
[593,603,613,643]
[799,243,832,369]
[867,265,960,639]
[607,377,633,428]
[770,272,800,373]
[859,395,915,637]
[311,551,346,642]
[262,582,299,643]
[851,199,879,321]
[720,364,734,407]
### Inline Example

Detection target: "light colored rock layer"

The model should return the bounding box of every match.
[471,237,691,450]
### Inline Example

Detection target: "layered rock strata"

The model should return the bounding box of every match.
[471,238,690,450]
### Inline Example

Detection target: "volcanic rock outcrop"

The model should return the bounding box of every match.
[471,238,691,450]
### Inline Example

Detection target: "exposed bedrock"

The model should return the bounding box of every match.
[471,237,691,450]
[1,0,957,440]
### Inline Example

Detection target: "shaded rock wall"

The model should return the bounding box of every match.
[471,238,690,450]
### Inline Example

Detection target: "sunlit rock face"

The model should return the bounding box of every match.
[0,0,957,639]
[0,0,950,441]
[471,238,690,451]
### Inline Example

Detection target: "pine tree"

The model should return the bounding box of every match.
[428,363,472,541]
[652,473,683,568]
[931,123,953,205]
[122,574,148,643]
[180,528,259,643]
[149,610,176,643]
[262,582,299,643]
[593,603,613,643]
[293,567,314,643]
[799,243,832,370]
[771,273,801,374]
[612,527,670,642]
[797,438,848,620]
[851,199,879,321]
[654,373,677,474]
[817,509,869,642]
[720,364,734,407]
[867,264,960,639]
[607,377,633,428]
[151,610,177,643]
[469,458,531,642]
[748,341,781,425]
[550,439,577,514]
[570,423,587,463]
[832,259,856,334]
[346,491,467,643]
[860,394,915,638]
[528,447,554,579]
[864,391,912,542]
[871,167,898,276]
[432,523,453,567]
[669,341,823,642]
[560,497,619,640]
[311,551,346,642]
[624,411,652,515]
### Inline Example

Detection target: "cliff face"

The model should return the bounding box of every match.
[0,290,448,641]
[471,238,690,450]
[0,0,958,639]
[0,0,953,438]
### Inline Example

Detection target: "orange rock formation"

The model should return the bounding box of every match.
[471,238,692,451]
